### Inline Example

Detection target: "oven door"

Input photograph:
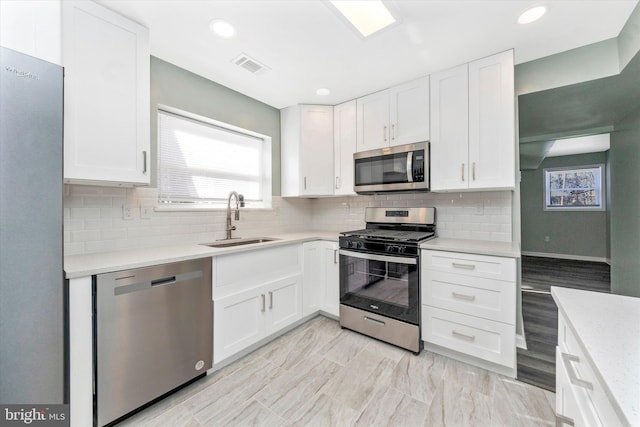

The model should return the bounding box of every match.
[339,249,419,324]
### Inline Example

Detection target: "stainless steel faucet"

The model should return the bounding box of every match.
[226,191,245,239]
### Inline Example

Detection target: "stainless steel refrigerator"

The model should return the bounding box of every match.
[0,46,65,404]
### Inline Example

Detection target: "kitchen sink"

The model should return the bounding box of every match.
[201,237,280,248]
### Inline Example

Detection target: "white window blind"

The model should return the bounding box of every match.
[158,109,271,207]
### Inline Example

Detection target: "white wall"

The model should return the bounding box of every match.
[64,186,512,255]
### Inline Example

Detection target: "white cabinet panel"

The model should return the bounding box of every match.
[422,306,515,367]
[357,90,389,151]
[0,0,62,65]
[281,105,334,197]
[423,270,515,324]
[302,241,340,318]
[430,64,469,191]
[62,0,150,186]
[430,51,515,192]
[357,76,429,152]
[423,250,516,281]
[389,76,430,147]
[213,287,265,364]
[468,50,515,189]
[322,243,340,317]
[333,100,357,195]
[265,275,303,334]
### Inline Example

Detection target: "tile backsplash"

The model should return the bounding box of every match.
[64,185,512,255]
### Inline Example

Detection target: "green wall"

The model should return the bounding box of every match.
[149,56,281,195]
[520,152,609,259]
[610,110,640,297]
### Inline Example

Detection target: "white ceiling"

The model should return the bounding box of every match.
[98,0,638,109]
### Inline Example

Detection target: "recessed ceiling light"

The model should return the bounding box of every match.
[316,88,331,96]
[209,19,236,38]
[518,6,547,24]
[330,0,396,37]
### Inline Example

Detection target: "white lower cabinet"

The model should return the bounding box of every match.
[555,313,624,426]
[302,241,339,318]
[213,274,302,364]
[421,249,517,376]
[212,244,303,364]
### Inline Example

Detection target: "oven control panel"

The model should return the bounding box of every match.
[339,237,419,257]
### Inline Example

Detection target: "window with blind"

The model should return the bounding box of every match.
[157,108,272,208]
[543,164,605,211]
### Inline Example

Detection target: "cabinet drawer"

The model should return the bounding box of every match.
[422,306,515,367]
[423,250,516,281]
[558,316,625,426]
[422,271,515,324]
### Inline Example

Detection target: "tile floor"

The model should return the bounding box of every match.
[117,316,556,426]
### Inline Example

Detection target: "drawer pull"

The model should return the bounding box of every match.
[452,330,475,341]
[452,262,476,270]
[555,414,575,427]
[364,316,385,326]
[561,352,594,390]
[452,292,476,301]
[261,294,266,313]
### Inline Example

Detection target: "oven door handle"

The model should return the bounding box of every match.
[339,249,417,265]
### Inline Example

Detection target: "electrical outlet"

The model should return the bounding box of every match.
[122,204,134,220]
[140,205,153,219]
[474,202,484,215]
[544,236,550,242]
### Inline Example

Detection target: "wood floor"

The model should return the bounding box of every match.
[117,316,556,427]
[517,256,610,392]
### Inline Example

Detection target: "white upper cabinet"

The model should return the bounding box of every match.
[430,50,515,192]
[333,100,357,196]
[281,104,335,197]
[356,76,430,152]
[0,0,62,65]
[62,0,150,186]
[430,64,469,191]
[468,51,515,189]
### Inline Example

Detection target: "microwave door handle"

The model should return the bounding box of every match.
[406,151,413,183]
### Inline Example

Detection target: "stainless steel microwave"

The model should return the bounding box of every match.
[353,142,429,194]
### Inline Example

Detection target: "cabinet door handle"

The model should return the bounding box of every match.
[261,294,266,312]
[461,163,465,181]
[391,124,395,140]
[334,249,338,264]
[452,262,476,270]
[304,176,307,190]
[452,330,475,341]
[142,150,148,174]
[555,414,575,427]
[561,352,594,390]
[452,292,476,301]
[383,126,387,142]
[472,162,476,181]
[268,291,273,309]
[335,176,340,189]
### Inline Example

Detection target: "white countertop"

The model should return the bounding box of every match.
[64,231,338,279]
[551,287,640,426]
[420,237,521,258]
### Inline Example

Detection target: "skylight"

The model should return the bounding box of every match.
[330,0,396,37]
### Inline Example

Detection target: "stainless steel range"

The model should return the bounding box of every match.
[339,207,436,354]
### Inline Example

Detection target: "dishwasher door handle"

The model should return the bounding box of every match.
[151,276,176,287]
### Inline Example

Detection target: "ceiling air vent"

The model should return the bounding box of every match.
[232,53,270,75]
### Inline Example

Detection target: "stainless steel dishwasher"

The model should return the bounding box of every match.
[95,258,212,426]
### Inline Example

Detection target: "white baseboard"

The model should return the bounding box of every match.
[522,251,608,264]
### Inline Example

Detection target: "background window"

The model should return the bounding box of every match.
[543,164,605,211]
[158,108,272,208]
